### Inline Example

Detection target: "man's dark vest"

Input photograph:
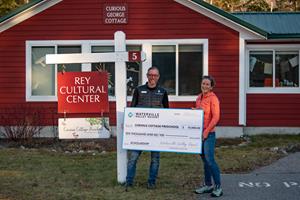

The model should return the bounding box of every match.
[134,84,167,108]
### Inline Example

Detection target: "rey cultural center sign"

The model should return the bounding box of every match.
[57,71,109,113]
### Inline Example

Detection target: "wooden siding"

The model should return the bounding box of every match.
[0,0,239,126]
[247,94,300,126]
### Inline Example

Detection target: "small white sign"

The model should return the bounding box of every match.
[123,108,203,154]
[58,118,110,139]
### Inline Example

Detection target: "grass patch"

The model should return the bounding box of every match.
[0,135,299,200]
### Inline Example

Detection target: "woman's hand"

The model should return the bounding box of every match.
[202,129,209,141]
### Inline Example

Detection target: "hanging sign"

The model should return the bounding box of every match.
[58,117,110,139]
[123,108,204,154]
[57,71,109,113]
[103,4,128,24]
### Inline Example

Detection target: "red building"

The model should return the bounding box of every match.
[0,0,299,137]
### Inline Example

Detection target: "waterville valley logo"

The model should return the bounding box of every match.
[135,112,159,118]
[128,112,133,118]
[128,112,159,119]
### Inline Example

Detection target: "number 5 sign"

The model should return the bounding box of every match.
[128,51,141,62]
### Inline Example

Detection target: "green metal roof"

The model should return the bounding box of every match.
[190,0,269,38]
[233,12,300,39]
[0,0,45,23]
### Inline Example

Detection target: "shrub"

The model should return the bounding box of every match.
[0,104,44,141]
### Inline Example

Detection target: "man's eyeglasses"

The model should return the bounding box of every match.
[147,74,159,77]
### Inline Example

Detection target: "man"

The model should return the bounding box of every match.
[125,66,169,190]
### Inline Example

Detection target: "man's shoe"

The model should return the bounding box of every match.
[124,182,133,187]
[194,185,214,194]
[124,182,133,192]
[211,186,223,197]
[147,183,156,190]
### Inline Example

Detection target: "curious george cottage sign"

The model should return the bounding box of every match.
[103,3,128,24]
[57,71,109,113]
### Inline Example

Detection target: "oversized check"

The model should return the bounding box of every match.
[122,107,203,154]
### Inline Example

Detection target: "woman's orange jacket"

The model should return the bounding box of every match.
[195,91,220,139]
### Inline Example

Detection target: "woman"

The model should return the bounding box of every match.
[194,75,223,197]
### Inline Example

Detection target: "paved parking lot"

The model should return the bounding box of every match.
[197,152,300,200]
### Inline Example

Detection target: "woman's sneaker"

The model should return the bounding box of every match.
[211,185,223,197]
[194,185,214,194]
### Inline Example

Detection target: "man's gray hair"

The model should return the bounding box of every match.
[147,66,160,75]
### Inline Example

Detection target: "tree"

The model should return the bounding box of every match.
[275,0,300,11]
[208,0,270,12]
[206,0,298,12]
[0,0,18,17]
[213,0,243,12]
[0,0,29,17]
[243,0,270,11]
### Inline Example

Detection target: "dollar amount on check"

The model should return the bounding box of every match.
[122,107,204,154]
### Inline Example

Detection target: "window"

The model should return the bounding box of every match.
[91,46,115,96]
[126,46,142,96]
[248,47,300,92]
[152,44,203,96]
[29,45,82,100]
[152,45,176,95]
[57,46,81,72]
[31,47,55,96]
[179,45,203,95]
[275,51,299,87]
[249,51,273,87]
[91,45,142,96]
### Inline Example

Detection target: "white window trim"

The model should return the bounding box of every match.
[246,44,300,94]
[26,39,208,102]
[239,35,246,126]
[26,40,89,101]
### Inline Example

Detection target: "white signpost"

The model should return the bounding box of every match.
[46,31,145,183]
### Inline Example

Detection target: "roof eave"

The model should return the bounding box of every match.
[268,34,300,39]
